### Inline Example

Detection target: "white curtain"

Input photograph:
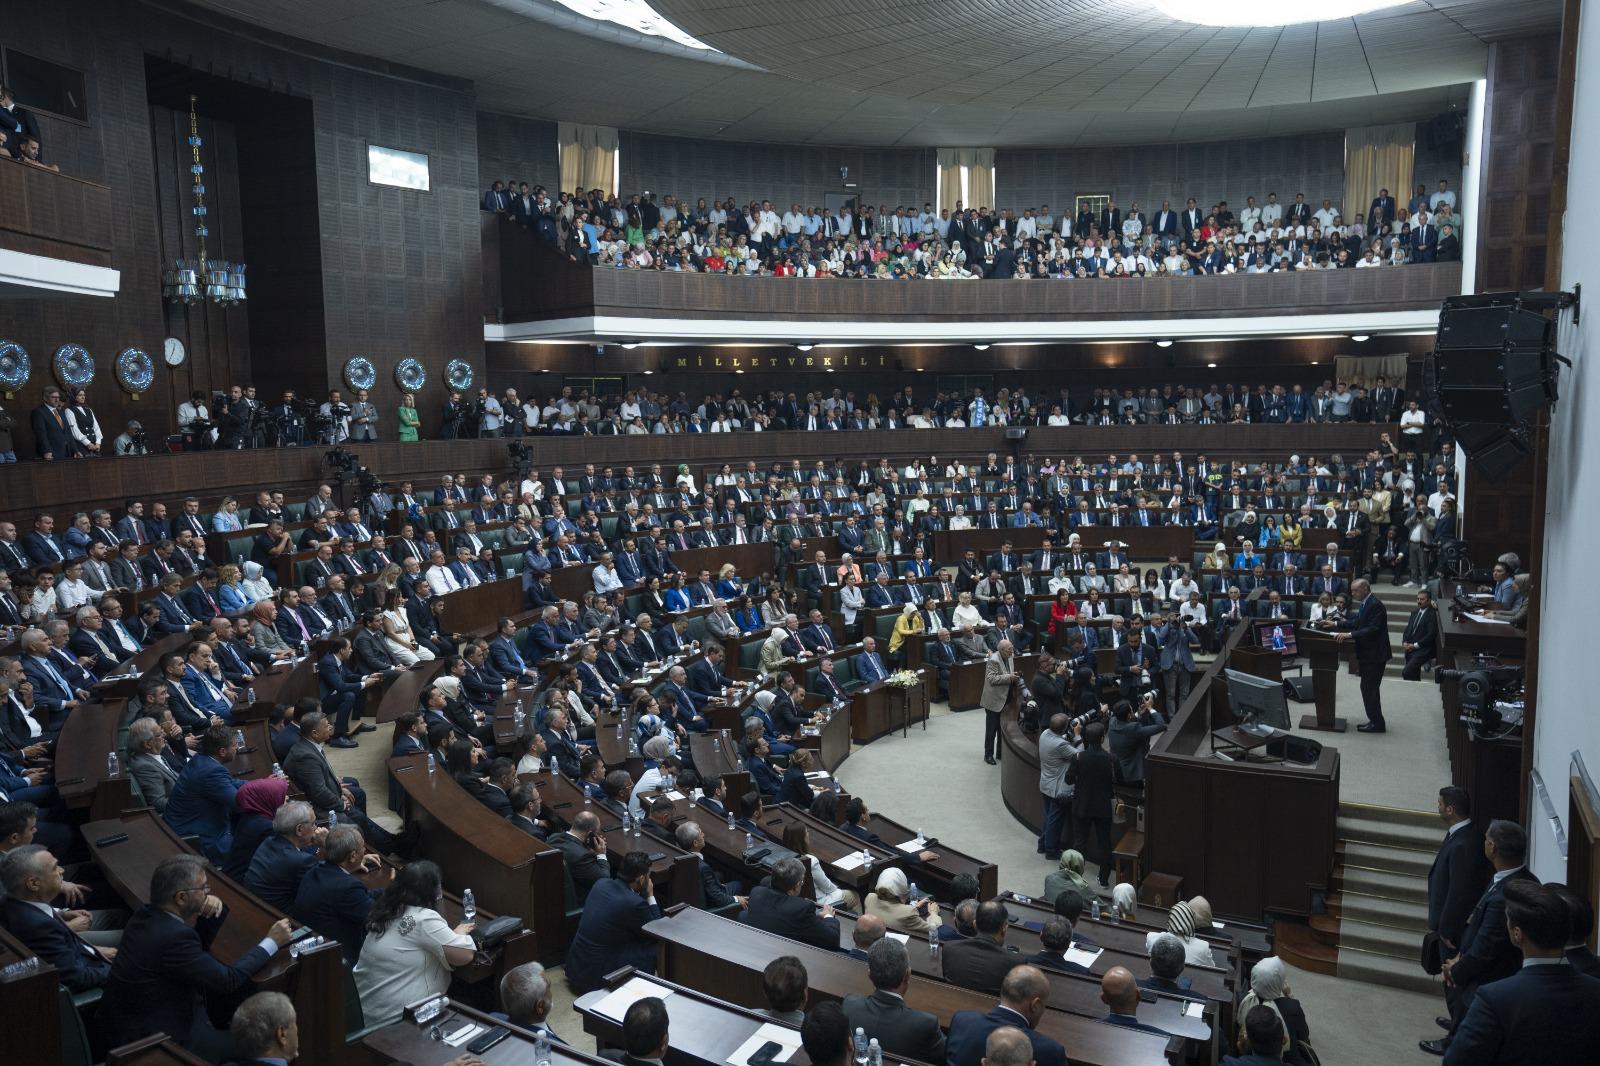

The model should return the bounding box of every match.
[558,122,618,195]
[937,148,996,212]
[1345,124,1414,224]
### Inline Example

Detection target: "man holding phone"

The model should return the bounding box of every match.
[564,851,661,995]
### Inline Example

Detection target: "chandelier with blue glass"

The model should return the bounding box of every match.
[163,94,246,307]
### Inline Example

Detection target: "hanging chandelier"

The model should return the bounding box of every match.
[163,94,246,307]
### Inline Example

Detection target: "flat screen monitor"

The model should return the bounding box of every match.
[1253,620,1298,656]
[1223,668,1292,736]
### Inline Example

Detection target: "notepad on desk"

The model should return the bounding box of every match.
[1064,944,1103,969]
[727,1023,802,1066]
[831,851,866,871]
[593,976,674,1022]
[1183,1001,1205,1019]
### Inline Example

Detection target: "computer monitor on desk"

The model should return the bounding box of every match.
[1252,619,1297,655]
[1224,668,1292,737]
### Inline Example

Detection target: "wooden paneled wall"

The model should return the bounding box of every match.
[477,111,560,194]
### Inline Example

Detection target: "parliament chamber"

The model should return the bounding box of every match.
[1,2,1598,1066]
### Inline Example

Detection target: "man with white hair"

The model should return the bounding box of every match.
[230,991,299,1064]
[499,961,563,1040]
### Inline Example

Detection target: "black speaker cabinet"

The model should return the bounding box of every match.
[1436,306,1552,352]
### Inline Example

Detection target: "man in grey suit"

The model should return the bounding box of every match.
[842,939,947,1064]
[940,900,1024,995]
[1037,715,1077,860]
[980,640,1020,765]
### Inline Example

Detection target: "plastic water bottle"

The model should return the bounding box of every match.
[534,1028,552,1066]
[426,753,436,774]
[632,813,641,837]
[271,762,283,778]
[727,810,736,832]
[235,729,247,750]
[289,933,325,958]
[862,847,872,871]
[745,828,754,850]
[246,685,257,704]
[105,752,120,777]
[1091,898,1102,921]
[868,1038,882,1066]
[712,735,721,753]
[853,1028,869,1066]
[915,827,926,847]
[462,888,476,924]
[622,810,633,834]
[689,788,699,809]
[617,719,624,738]
[929,936,940,961]
[910,881,920,900]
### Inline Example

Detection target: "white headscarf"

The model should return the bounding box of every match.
[874,867,909,901]
[1238,956,1292,1053]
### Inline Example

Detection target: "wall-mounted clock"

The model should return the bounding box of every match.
[163,337,187,367]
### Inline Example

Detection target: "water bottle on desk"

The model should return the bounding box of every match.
[744,828,754,850]
[534,1028,552,1066]
[426,753,436,774]
[712,735,721,753]
[235,729,247,750]
[726,810,736,832]
[623,810,633,834]
[462,888,476,924]
[862,847,872,872]
[853,1028,869,1066]
[1091,898,1102,921]
[868,1038,882,1066]
[271,762,283,778]
[105,752,119,777]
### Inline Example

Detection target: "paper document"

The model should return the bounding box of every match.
[593,976,674,1021]
[805,770,831,780]
[1063,944,1103,969]
[1463,612,1511,625]
[665,791,685,801]
[896,839,930,854]
[1183,1001,1205,1019]
[727,1023,802,1066]
[831,851,866,871]
[886,931,910,944]
[442,1023,484,1047]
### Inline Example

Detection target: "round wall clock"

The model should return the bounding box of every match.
[163,337,187,367]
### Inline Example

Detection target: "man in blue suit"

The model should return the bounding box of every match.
[1442,879,1600,1065]
[945,965,1067,1066]
[854,636,889,684]
[317,637,380,747]
[687,645,731,697]
[489,617,538,685]
[181,645,236,725]
[745,734,783,798]
[1326,578,1391,733]
[562,852,662,996]
[161,725,242,862]
[1100,965,1173,1036]
[1423,819,1539,1055]
[243,799,323,910]
[614,539,645,585]
[0,844,115,991]
[663,666,710,732]
[1429,787,1491,983]
[1146,613,1196,717]
[291,824,383,964]
[526,606,567,660]
[100,853,294,1053]
[837,517,865,553]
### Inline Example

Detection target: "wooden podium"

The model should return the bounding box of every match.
[1298,631,1349,733]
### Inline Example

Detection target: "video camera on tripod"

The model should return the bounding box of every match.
[1436,655,1525,737]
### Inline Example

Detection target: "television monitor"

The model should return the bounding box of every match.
[1223,668,1292,737]
[1253,619,1298,656]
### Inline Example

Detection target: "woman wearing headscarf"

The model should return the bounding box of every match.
[1237,955,1314,1064]
[865,867,943,934]
[241,560,275,602]
[221,777,289,879]
[1145,897,1219,966]
[1111,882,1139,921]
[758,626,792,676]
[1044,850,1095,905]
[674,463,697,494]
[887,602,923,667]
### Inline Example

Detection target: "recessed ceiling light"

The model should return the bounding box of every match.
[1207,362,1218,368]
[642,370,653,375]
[1309,360,1319,365]
[916,367,926,372]
[973,344,990,351]
[1155,339,1174,348]
[620,343,640,350]
[796,343,814,352]
[825,367,835,373]
[1153,1,1410,28]
[1351,334,1370,342]
[540,368,551,373]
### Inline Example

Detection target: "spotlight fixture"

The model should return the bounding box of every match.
[620,341,641,350]
[916,367,926,372]
[1207,362,1218,368]
[1155,339,1174,348]
[642,369,653,375]
[1350,334,1370,342]
[795,343,815,352]
[973,344,990,351]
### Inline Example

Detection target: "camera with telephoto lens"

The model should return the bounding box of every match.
[1436,657,1524,732]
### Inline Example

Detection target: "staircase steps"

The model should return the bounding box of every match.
[1273,921,1339,977]
[1321,801,1442,993]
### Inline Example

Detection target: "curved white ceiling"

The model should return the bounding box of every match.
[186,0,1558,145]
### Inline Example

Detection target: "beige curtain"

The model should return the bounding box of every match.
[936,148,995,212]
[558,122,618,195]
[1344,124,1414,225]
[1334,353,1409,390]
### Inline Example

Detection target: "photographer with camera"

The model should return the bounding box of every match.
[1145,611,1196,716]
[440,391,466,441]
[1037,711,1081,861]
[113,419,151,456]
[319,390,352,445]
[1108,694,1167,787]
[214,386,249,450]
[477,387,503,438]
[177,390,212,450]
[269,390,306,447]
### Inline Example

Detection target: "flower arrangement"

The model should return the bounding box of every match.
[886,669,921,689]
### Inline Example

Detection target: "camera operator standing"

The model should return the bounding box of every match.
[270,390,305,447]
[440,391,463,440]
[478,387,503,438]
[113,419,150,456]
[177,390,212,450]
[215,386,248,449]
[319,389,351,445]
[1146,611,1196,716]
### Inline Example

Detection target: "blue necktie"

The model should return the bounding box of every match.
[38,658,73,699]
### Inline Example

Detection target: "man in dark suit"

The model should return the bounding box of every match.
[290,824,383,964]
[99,853,294,1052]
[1071,723,1117,889]
[282,710,409,856]
[1428,785,1490,1014]
[30,389,73,460]
[1442,879,1600,1065]
[1326,578,1392,732]
[548,810,611,903]
[563,851,661,995]
[0,844,115,991]
[941,899,1024,995]
[944,965,1066,1066]
[1423,819,1539,1055]
[843,938,948,1064]
[1025,915,1093,976]
[1369,188,1397,229]
[1401,588,1440,680]
[741,857,841,951]
[1100,965,1172,1036]
[243,799,322,909]
[316,638,379,745]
